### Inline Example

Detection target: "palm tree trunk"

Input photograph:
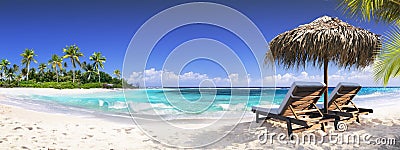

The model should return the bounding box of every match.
[27,64,30,81]
[56,69,59,83]
[73,69,75,83]
[98,70,100,83]
[323,59,328,114]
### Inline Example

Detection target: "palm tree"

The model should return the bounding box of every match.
[20,48,37,81]
[12,64,19,77]
[339,0,400,86]
[12,64,19,72]
[5,68,15,84]
[38,63,47,76]
[113,69,121,79]
[29,68,36,81]
[48,54,63,83]
[89,52,106,83]
[3,64,18,83]
[81,61,95,81]
[21,68,27,79]
[62,45,83,83]
[0,59,10,81]
[10,64,19,84]
[15,74,22,86]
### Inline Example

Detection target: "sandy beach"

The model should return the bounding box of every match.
[0,88,399,149]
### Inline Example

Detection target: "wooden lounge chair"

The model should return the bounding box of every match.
[252,82,336,136]
[321,82,373,124]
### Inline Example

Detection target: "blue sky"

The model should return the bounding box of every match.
[0,0,397,87]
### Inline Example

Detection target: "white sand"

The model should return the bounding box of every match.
[0,88,399,149]
[0,96,160,149]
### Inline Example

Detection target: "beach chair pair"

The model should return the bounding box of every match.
[251,82,372,136]
[319,82,373,123]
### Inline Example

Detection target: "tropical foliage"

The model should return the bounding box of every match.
[339,0,400,86]
[89,52,106,83]
[20,48,37,81]
[113,69,121,79]
[373,26,400,85]
[48,54,63,83]
[0,59,11,81]
[0,44,132,89]
[62,45,83,83]
[338,0,400,24]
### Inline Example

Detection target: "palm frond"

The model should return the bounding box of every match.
[338,0,400,25]
[373,26,400,86]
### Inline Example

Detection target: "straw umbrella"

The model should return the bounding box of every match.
[268,16,382,113]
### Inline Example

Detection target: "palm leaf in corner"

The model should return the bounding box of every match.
[338,0,400,25]
[373,26,400,86]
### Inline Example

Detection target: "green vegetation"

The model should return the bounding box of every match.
[0,44,132,89]
[20,48,37,81]
[90,52,106,83]
[374,26,400,86]
[338,0,400,86]
[62,44,84,83]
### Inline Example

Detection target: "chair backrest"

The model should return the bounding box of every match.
[327,82,361,110]
[278,82,326,116]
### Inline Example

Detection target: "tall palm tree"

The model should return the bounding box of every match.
[113,69,121,79]
[20,48,37,81]
[81,61,95,81]
[62,45,83,83]
[89,52,106,83]
[339,0,400,86]
[0,59,10,81]
[48,54,63,83]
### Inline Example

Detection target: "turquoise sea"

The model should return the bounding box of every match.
[3,87,400,120]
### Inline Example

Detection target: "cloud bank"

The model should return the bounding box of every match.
[127,66,400,87]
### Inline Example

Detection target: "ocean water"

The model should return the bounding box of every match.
[4,87,400,120]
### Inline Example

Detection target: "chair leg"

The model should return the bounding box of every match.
[320,123,326,132]
[256,112,259,123]
[334,116,340,130]
[356,115,360,123]
[286,119,293,138]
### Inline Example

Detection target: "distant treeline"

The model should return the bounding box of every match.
[0,45,135,89]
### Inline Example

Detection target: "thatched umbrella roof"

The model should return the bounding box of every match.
[268,16,381,69]
[267,16,382,113]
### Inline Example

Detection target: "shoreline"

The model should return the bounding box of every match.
[0,88,399,149]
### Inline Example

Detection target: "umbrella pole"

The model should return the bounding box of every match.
[323,59,328,114]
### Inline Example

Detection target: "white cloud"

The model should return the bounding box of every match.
[127,68,254,87]
[128,67,400,87]
[270,66,400,87]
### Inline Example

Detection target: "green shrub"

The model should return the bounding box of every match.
[81,82,102,89]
